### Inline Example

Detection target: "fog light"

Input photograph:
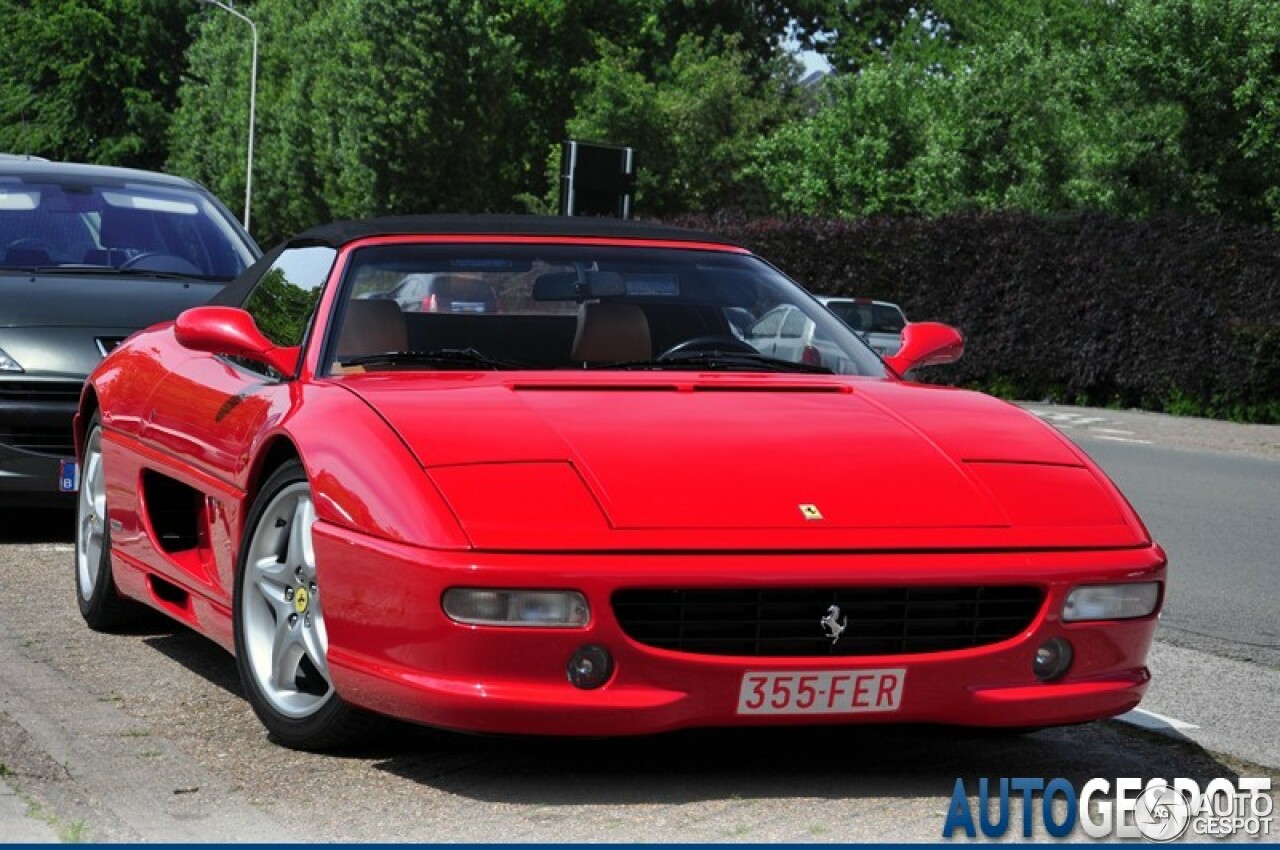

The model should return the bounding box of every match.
[442,588,589,627]
[1063,582,1160,622]
[567,645,613,690]
[1033,638,1073,682]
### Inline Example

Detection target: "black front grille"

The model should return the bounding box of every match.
[0,381,81,456]
[0,381,83,404]
[0,426,74,456]
[613,586,1045,657]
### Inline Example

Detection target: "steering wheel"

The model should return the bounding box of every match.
[120,252,204,275]
[657,335,760,361]
[2,238,56,262]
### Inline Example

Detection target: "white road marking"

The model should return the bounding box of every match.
[29,544,73,553]
[1117,708,1200,733]
[1092,435,1153,445]
[1028,407,1164,446]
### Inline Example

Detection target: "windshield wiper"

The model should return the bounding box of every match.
[340,348,517,370]
[18,265,227,282]
[592,350,834,374]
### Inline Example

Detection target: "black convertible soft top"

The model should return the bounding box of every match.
[211,214,742,307]
[289,214,739,249]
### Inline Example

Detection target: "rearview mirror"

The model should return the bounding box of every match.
[174,306,300,376]
[883,322,964,377]
[532,270,626,300]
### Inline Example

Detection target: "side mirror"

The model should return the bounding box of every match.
[174,306,299,376]
[883,321,964,377]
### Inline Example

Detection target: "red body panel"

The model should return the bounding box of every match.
[79,232,1166,736]
[313,522,1163,735]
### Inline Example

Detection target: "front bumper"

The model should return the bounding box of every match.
[0,441,72,504]
[315,522,1164,737]
[0,377,79,502]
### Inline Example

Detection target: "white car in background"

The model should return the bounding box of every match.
[743,304,855,372]
[818,296,908,355]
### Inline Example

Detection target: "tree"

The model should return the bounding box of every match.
[169,0,816,241]
[566,34,802,216]
[0,0,199,168]
[752,0,1280,226]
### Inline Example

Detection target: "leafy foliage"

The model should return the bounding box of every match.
[167,0,832,243]
[567,34,801,216]
[0,0,199,168]
[751,0,1280,226]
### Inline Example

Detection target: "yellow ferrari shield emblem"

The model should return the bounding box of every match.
[799,504,823,520]
[293,587,310,614]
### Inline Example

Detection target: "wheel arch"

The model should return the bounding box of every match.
[246,435,303,505]
[74,384,100,459]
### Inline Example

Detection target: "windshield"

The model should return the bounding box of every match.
[327,243,886,376]
[0,178,256,279]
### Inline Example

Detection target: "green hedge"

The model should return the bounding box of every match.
[672,212,1280,423]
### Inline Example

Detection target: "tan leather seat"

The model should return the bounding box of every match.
[334,299,407,362]
[571,302,651,363]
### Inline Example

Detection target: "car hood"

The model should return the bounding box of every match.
[0,272,223,377]
[341,373,1149,551]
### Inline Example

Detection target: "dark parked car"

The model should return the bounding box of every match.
[0,158,259,503]
[817,296,908,355]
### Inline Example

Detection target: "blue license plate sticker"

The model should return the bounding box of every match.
[58,458,78,493]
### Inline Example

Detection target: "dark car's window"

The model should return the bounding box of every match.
[243,246,336,350]
[829,301,907,334]
[327,243,885,376]
[827,302,869,331]
[873,303,907,333]
[0,178,255,278]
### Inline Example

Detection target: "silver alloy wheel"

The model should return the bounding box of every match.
[240,482,333,718]
[76,426,106,601]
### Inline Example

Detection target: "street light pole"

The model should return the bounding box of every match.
[199,0,257,233]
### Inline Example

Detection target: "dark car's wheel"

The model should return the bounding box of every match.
[233,460,379,750]
[76,412,145,631]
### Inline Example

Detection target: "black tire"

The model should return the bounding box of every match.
[75,412,145,631]
[232,459,381,750]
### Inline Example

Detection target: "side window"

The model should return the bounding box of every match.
[242,246,335,348]
[232,246,334,377]
[780,308,806,339]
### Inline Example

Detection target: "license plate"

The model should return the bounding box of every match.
[737,669,905,715]
[58,459,78,493]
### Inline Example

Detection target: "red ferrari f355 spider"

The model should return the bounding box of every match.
[74,216,1165,749]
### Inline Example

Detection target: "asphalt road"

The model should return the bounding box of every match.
[1079,438,1280,669]
[0,407,1276,842]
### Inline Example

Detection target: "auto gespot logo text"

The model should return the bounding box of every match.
[943,776,1273,841]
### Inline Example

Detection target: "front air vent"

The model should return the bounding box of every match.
[613,586,1045,657]
[141,471,201,553]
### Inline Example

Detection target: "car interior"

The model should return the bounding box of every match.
[316,245,886,375]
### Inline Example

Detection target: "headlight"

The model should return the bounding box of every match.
[442,588,590,627]
[1062,582,1161,622]
[0,347,23,372]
